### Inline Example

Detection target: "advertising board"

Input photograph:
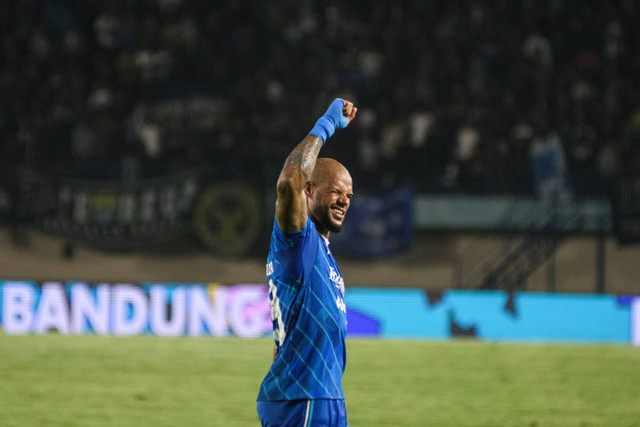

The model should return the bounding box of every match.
[1,281,636,345]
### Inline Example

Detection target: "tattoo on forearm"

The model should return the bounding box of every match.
[283,135,323,181]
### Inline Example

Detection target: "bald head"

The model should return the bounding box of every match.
[305,158,353,238]
[311,158,351,186]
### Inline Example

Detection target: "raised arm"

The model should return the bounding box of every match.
[275,98,357,233]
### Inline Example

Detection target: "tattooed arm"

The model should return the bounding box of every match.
[275,134,324,233]
[275,98,356,233]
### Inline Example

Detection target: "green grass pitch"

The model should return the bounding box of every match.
[0,335,639,426]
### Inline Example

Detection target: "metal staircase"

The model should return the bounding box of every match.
[475,226,560,290]
[455,197,582,291]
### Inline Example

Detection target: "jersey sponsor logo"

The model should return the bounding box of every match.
[336,295,346,314]
[266,261,274,277]
[328,267,345,296]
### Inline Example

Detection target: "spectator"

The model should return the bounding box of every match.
[0,0,638,198]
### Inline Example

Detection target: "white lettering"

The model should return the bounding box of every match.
[140,191,156,223]
[632,297,640,346]
[33,282,70,334]
[73,192,89,224]
[336,295,346,314]
[0,282,275,338]
[188,286,227,336]
[112,284,147,335]
[71,283,110,334]
[268,279,286,346]
[266,261,273,277]
[150,285,186,336]
[329,267,345,296]
[118,193,136,224]
[179,178,198,211]
[2,282,36,334]
[229,286,268,338]
[160,187,177,220]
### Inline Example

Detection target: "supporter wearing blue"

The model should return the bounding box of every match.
[257,98,357,427]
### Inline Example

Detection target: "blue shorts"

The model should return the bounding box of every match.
[257,399,348,427]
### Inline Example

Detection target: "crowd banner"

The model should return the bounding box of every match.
[331,186,414,258]
[1,281,636,345]
[36,170,200,248]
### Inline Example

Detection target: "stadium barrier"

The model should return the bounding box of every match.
[0,280,637,345]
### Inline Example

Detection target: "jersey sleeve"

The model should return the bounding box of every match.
[269,218,318,285]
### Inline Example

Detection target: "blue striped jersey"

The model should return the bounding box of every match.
[258,217,348,401]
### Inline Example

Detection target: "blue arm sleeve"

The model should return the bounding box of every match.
[309,98,350,143]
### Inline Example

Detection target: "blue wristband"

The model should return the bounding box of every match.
[309,98,349,143]
[310,116,335,143]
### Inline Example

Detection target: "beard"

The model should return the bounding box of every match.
[313,206,344,234]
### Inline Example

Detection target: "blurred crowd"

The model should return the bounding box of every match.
[1,0,640,196]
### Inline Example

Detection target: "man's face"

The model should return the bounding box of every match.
[308,172,353,234]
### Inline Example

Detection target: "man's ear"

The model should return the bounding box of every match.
[304,181,314,198]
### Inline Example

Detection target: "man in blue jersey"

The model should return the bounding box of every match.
[257,97,357,427]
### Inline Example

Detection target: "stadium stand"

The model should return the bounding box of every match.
[1,1,640,293]
[1,0,639,194]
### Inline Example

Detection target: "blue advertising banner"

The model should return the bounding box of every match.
[331,186,413,258]
[0,281,637,345]
[345,289,634,344]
